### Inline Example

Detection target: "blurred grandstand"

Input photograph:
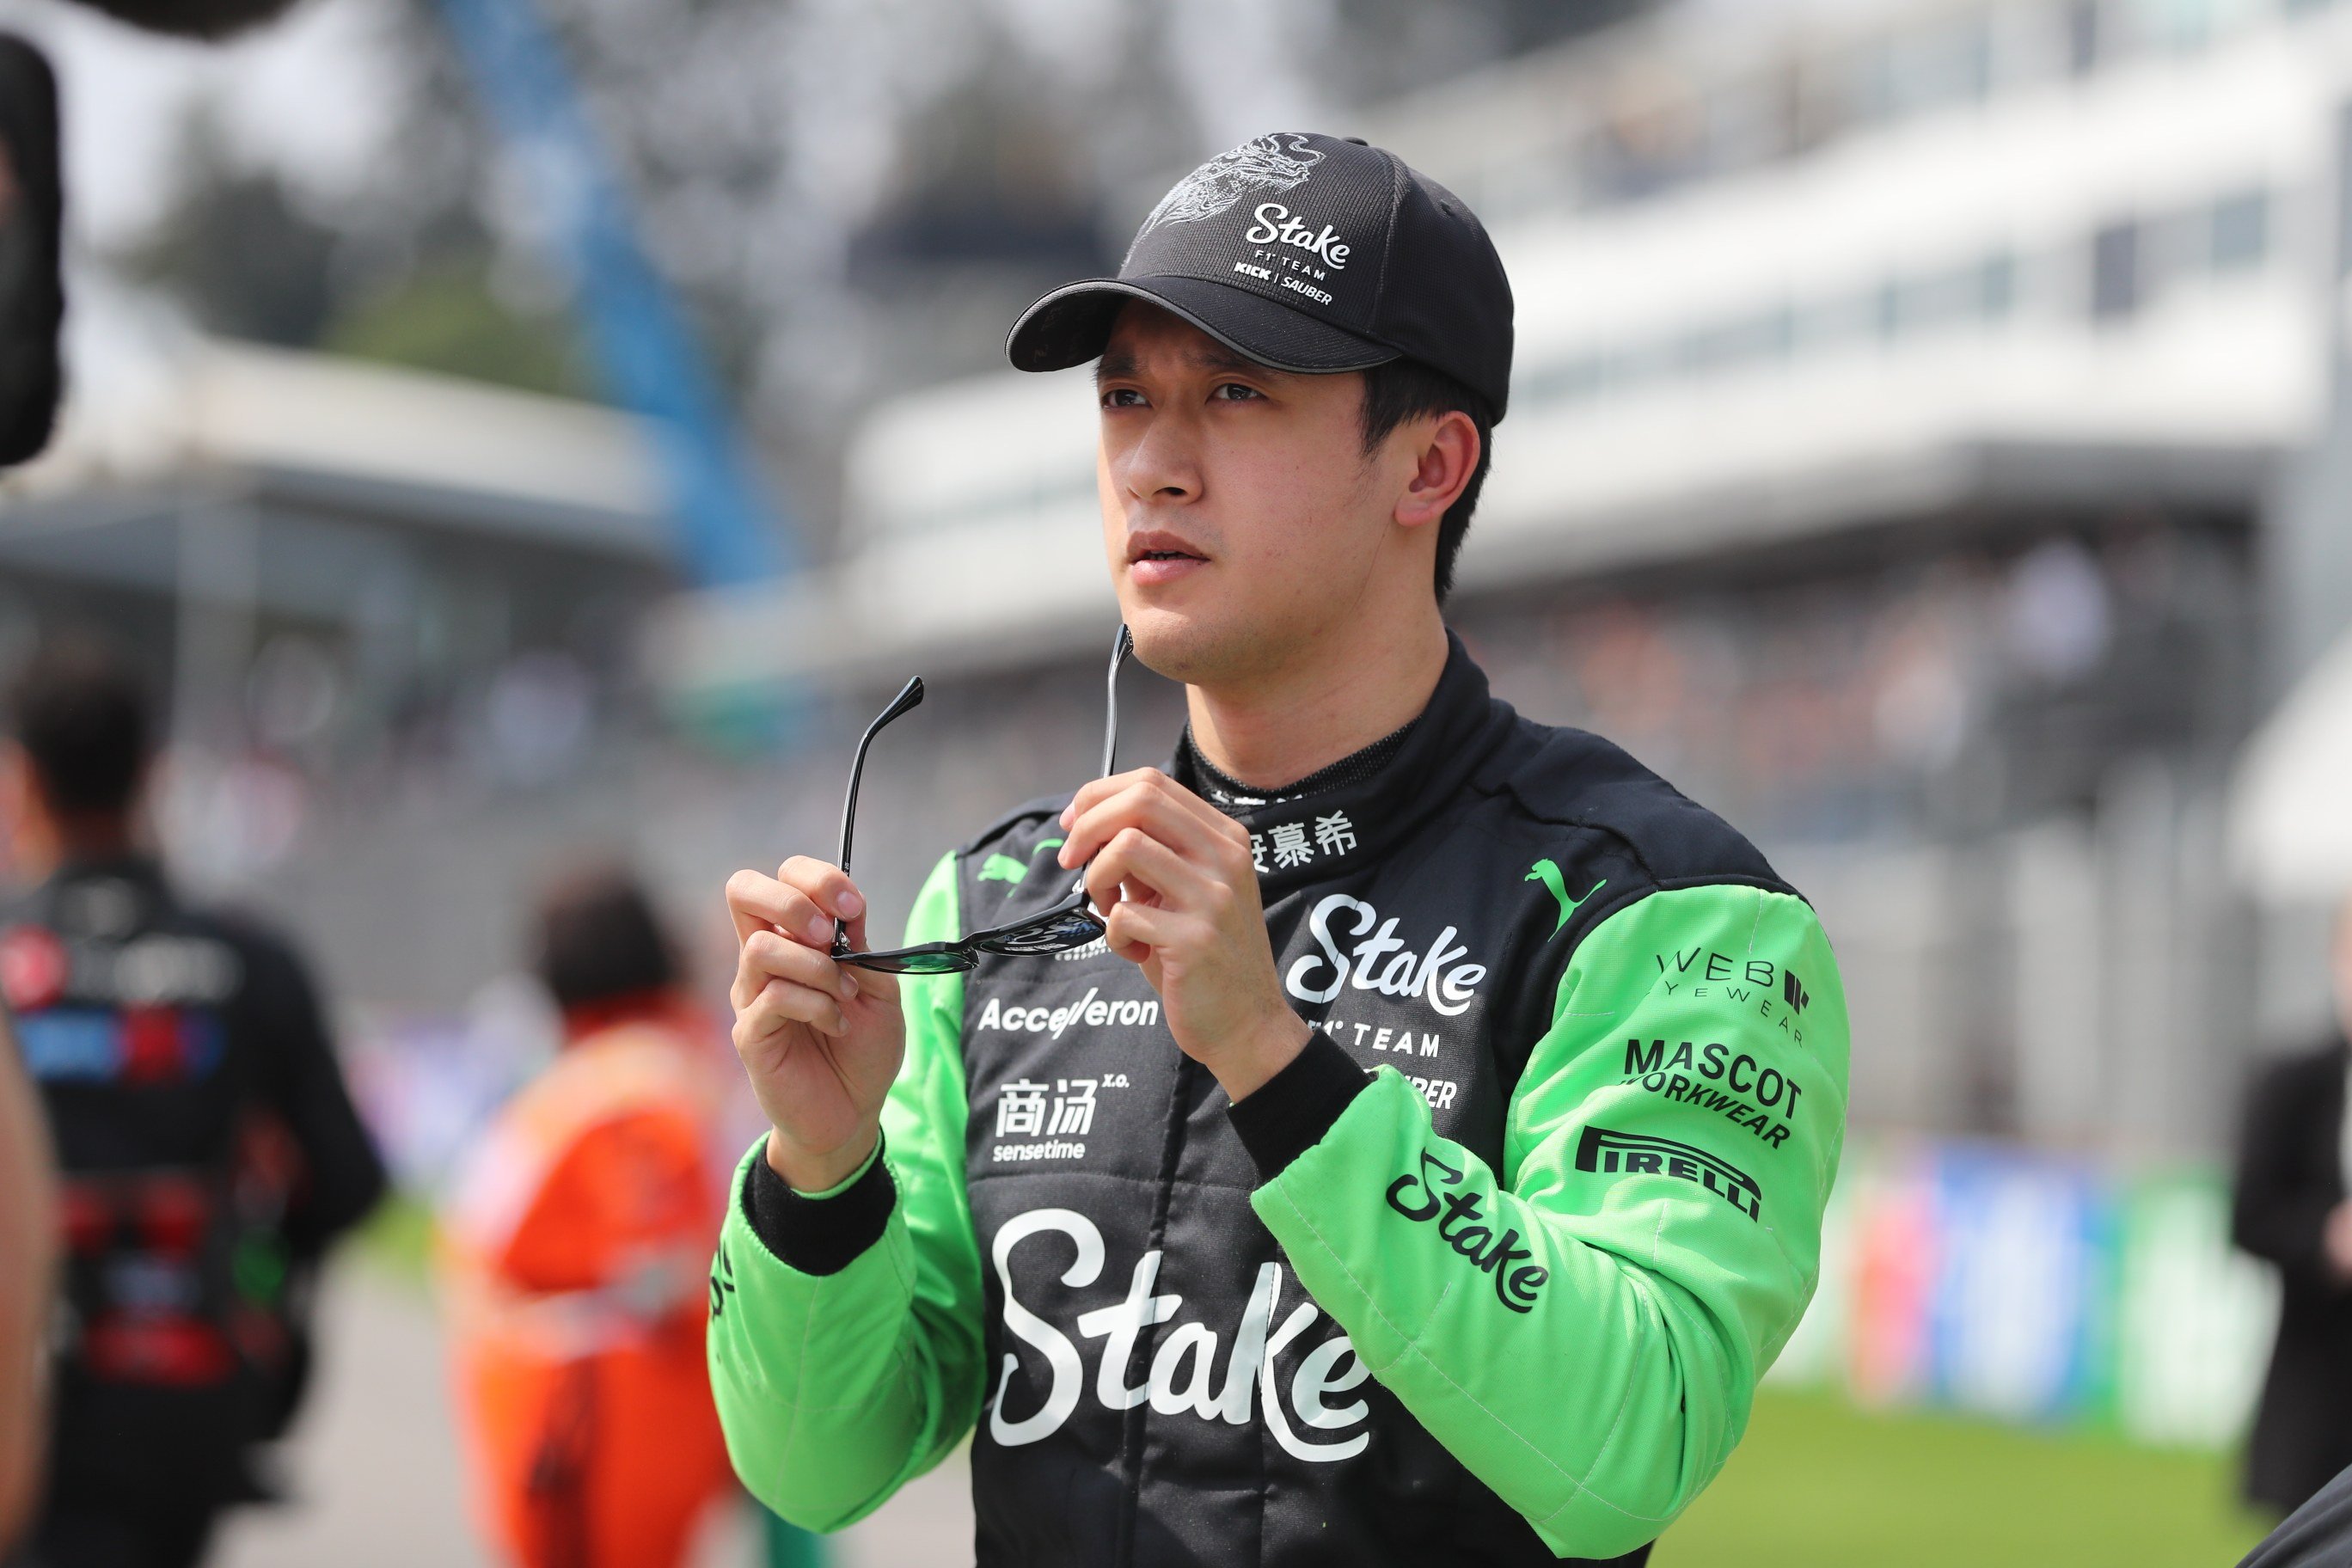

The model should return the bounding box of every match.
[671,0,2352,1164]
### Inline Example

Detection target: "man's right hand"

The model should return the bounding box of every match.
[726,858,904,1193]
[2325,1199,2352,1287]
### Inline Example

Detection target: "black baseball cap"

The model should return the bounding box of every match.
[1007,132,1515,421]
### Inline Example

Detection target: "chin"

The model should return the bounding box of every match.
[1122,604,1246,685]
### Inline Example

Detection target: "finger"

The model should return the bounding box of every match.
[1083,825,1212,922]
[1057,767,1161,832]
[726,869,837,949]
[1102,897,1187,963]
[779,856,867,923]
[1059,775,1236,869]
[736,974,848,1044]
[1057,769,1222,854]
[836,951,901,1007]
[734,929,858,1008]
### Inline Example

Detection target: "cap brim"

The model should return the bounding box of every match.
[1007,274,1397,378]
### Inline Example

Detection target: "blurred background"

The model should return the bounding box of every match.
[12,0,2352,1560]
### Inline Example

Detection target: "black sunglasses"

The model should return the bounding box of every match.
[831,624,1135,973]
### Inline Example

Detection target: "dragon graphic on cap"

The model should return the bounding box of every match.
[1140,132,1326,232]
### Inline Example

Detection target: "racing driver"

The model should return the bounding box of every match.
[712,131,1849,1566]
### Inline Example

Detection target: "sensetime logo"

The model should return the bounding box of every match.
[1284,894,1488,1018]
[1384,1148,1549,1314]
[989,1209,1370,1463]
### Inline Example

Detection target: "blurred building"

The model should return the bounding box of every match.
[663,0,2352,1161]
[0,294,681,1006]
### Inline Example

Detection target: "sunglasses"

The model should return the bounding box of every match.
[831,624,1136,973]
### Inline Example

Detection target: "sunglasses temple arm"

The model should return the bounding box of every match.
[1099,624,1131,780]
[1066,628,1135,913]
[835,677,925,945]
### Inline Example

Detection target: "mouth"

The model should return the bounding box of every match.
[1126,531,1209,569]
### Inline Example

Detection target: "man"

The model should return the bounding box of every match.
[2239,1461,2352,1568]
[2233,900,2352,1519]
[0,1024,56,1554]
[441,865,737,1568]
[6,636,385,1568]
[714,132,1849,1565]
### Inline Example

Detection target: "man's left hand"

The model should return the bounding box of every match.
[1057,768,1309,1100]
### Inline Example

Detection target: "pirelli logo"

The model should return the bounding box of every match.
[1574,1126,1762,1223]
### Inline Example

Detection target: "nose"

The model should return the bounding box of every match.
[1112,411,1200,508]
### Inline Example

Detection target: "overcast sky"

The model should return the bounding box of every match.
[0,0,406,248]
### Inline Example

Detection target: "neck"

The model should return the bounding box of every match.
[560,989,684,1046]
[1185,608,1449,791]
[44,813,137,875]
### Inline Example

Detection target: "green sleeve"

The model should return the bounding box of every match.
[707,852,986,1530]
[1250,884,1848,1559]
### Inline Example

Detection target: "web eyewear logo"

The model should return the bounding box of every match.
[1141,133,1326,233]
[1574,1126,1762,1222]
[1783,969,1810,1013]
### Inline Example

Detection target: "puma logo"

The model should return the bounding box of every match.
[1526,861,1604,936]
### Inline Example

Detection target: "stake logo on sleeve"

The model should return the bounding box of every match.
[1382,1148,1549,1313]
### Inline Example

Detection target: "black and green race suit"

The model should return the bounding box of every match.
[708,634,1849,1565]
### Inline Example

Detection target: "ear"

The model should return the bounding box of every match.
[1392,410,1480,533]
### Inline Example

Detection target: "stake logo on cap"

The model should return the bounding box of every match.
[1008,130,1515,421]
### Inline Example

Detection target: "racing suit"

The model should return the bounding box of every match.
[709,634,1849,1565]
[11,855,386,1563]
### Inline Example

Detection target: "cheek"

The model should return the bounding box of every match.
[1216,450,1339,558]
[1239,455,1378,579]
[1096,446,1119,554]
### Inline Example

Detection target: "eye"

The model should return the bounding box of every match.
[1100,387,1148,409]
[1210,383,1265,402]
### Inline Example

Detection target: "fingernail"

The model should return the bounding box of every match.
[805,914,832,943]
[838,888,864,918]
[838,972,859,1000]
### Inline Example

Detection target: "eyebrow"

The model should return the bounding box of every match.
[1094,340,1265,385]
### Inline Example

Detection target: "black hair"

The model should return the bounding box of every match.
[534,864,679,1013]
[1357,357,1495,603]
[10,634,151,818]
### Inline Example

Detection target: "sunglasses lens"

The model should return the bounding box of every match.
[840,948,973,974]
[890,952,976,973]
[980,908,1106,956]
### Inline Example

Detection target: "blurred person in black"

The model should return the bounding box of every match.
[1,1023,58,1554]
[2233,900,2352,1521]
[3,634,385,1568]
[2238,1458,2352,1568]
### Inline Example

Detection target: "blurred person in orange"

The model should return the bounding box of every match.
[2233,897,2352,1519]
[440,865,736,1568]
[4,634,386,1568]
